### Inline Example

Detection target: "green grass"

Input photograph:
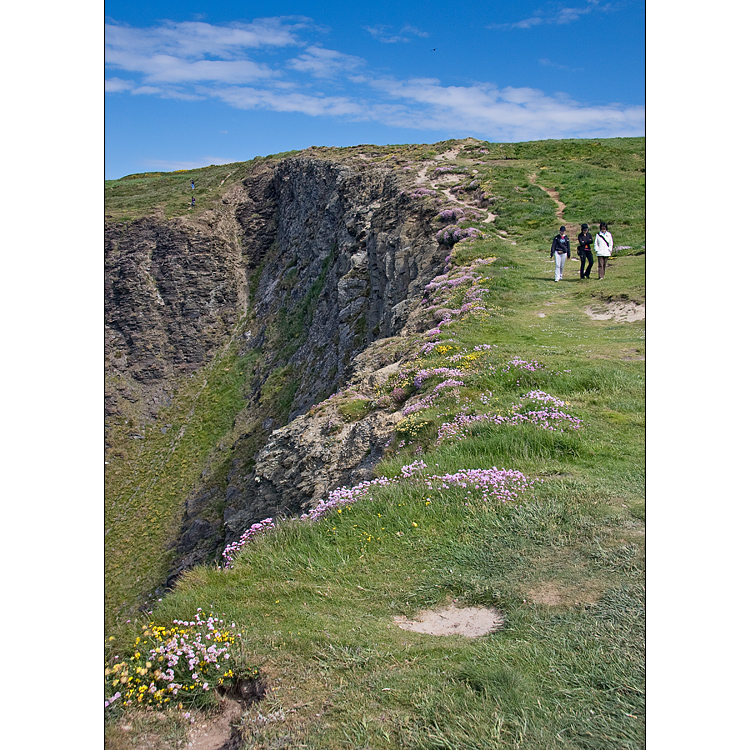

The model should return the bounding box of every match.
[104,161,250,222]
[479,137,645,251]
[105,136,644,748]
[104,339,261,628]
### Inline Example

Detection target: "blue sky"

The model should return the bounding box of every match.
[105,0,645,179]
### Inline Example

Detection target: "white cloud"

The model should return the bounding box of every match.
[209,86,364,117]
[539,58,584,72]
[105,18,306,60]
[366,77,644,140]
[120,53,277,84]
[287,46,365,79]
[491,1,604,30]
[401,24,429,39]
[130,85,204,101]
[364,24,430,43]
[104,77,133,93]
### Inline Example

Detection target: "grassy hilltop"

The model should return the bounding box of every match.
[105,137,644,749]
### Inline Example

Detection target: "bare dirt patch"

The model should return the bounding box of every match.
[620,348,645,361]
[526,580,605,607]
[433,173,463,184]
[183,698,244,750]
[585,300,645,322]
[393,603,503,637]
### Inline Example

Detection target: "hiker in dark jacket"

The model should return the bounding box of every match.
[550,225,571,282]
[577,223,594,279]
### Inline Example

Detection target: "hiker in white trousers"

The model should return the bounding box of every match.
[550,226,571,282]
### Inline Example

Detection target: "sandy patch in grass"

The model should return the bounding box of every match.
[394,603,503,637]
[585,300,645,322]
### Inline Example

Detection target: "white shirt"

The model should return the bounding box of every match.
[595,231,613,256]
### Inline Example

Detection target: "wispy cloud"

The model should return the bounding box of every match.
[287,46,365,79]
[209,86,364,117]
[105,18,307,59]
[107,50,279,85]
[105,77,134,93]
[366,77,644,140]
[491,1,606,30]
[539,58,584,72]
[364,24,429,43]
[105,20,295,85]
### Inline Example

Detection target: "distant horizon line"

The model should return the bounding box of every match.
[105,134,646,181]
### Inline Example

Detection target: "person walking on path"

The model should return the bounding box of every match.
[191,179,195,190]
[595,222,613,279]
[191,196,195,208]
[577,223,594,279]
[550,225,571,282]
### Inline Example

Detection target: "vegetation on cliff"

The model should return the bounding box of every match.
[105,137,644,749]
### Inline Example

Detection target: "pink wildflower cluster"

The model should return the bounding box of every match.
[409,188,437,198]
[518,390,566,407]
[106,610,240,709]
[300,459,429,522]
[424,268,489,295]
[299,460,535,520]
[420,341,440,355]
[436,391,581,445]
[414,367,464,389]
[438,207,465,222]
[447,344,497,363]
[424,466,537,504]
[425,319,453,338]
[434,378,465,392]
[501,357,545,385]
[436,225,483,246]
[502,357,543,373]
[104,692,122,709]
[390,386,409,403]
[418,262,494,348]
[222,518,275,566]
[221,458,538,559]
[403,379,465,416]
[403,398,433,416]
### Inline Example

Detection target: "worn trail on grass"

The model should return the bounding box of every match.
[529,172,566,223]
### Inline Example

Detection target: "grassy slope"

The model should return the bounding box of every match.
[106,137,644,749]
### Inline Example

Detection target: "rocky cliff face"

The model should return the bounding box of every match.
[105,146,463,586]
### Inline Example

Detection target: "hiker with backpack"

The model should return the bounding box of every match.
[595,222,614,279]
[577,223,594,279]
[550,225,571,282]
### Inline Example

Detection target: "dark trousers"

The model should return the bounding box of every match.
[579,250,593,278]
[598,255,608,278]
